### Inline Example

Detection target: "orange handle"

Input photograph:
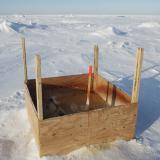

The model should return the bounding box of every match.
[89,65,92,77]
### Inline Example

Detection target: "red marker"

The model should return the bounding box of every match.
[89,65,92,77]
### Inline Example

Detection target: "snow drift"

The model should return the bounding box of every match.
[138,22,160,28]
[0,20,48,33]
[0,21,11,33]
[91,26,127,38]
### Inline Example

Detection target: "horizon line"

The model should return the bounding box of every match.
[0,13,160,16]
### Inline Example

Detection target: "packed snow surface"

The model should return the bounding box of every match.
[0,15,160,160]
[138,22,160,28]
[91,26,127,37]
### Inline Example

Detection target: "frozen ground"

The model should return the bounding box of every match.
[0,15,160,160]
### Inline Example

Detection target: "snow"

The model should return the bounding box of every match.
[138,22,160,28]
[91,26,127,37]
[0,21,11,33]
[0,20,48,33]
[0,15,160,159]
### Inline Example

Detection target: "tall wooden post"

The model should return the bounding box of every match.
[93,45,99,91]
[21,38,28,83]
[35,55,43,120]
[131,48,144,103]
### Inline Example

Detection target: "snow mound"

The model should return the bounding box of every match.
[0,21,11,33]
[107,41,130,49]
[0,20,48,33]
[119,41,130,48]
[138,22,160,28]
[91,26,127,38]
[0,91,39,160]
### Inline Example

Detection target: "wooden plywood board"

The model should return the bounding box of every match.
[42,74,92,91]
[95,74,131,106]
[38,103,137,156]
[88,103,137,145]
[24,84,40,150]
[39,112,89,155]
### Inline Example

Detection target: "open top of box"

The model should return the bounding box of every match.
[27,73,131,119]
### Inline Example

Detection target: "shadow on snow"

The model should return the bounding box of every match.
[113,65,160,136]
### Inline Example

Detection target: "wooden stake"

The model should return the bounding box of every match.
[35,55,43,120]
[131,48,144,103]
[86,65,92,107]
[21,37,28,83]
[93,45,99,90]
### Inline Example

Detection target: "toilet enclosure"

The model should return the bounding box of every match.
[21,38,143,156]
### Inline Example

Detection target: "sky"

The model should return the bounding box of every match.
[0,0,160,15]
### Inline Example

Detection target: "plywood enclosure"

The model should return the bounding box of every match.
[25,73,137,156]
[22,38,143,156]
